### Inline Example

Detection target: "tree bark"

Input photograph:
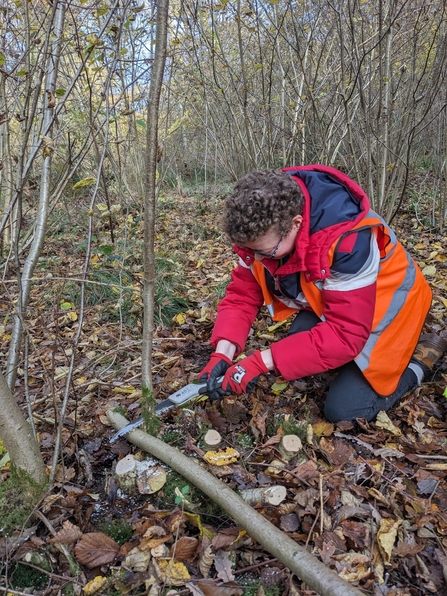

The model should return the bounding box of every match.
[5,0,66,390]
[141,0,170,389]
[0,371,46,484]
[107,410,364,596]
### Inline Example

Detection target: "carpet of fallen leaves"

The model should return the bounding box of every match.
[1,185,447,596]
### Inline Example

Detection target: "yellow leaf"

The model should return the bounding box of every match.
[72,177,96,189]
[204,447,239,466]
[69,311,78,322]
[425,463,447,471]
[156,559,190,586]
[96,203,108,211]
[375,411,402,436]
[83,576,108,595]
[76,377,87,384]
[422,265,436,276]
[174,313,187,325]
[90,254,99,264]
[312,421,334,437]
[196,258,205,268]
[413,243,426,250]
[377,518,401,564]
[85,33,102,46]
[267,319,289,332]
[184,512,216,539]
[112,385,136,394]
[436,254,446,262]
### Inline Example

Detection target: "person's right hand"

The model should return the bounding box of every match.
[198,352,233,400]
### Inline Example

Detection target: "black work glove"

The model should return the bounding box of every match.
[198,352,232,400]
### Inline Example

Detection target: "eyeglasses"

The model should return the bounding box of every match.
[239,235,284,259]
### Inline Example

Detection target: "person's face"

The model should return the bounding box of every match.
[239,215,302,261]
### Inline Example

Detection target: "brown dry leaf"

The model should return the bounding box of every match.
[340,520,368,548]
[212,528,246,550]
[318,540,337,565]
[221,397,247,423]
[170,536,199,562]
[375,411,402,436]
[214,549,235,582]
[261,433,281,448]
[435,549,447,583]
[41,493,63,513]
[252,412,268,439]
[50,520,82,545]
[74,532,119,568]
[198,544,214,578]
[289,459,319,482]
[140,525,169,551]
[377,517,402,565]
[123,547,151,572]
[156,559,190,586]
[333,552,371,582]
[54,465,76,483]
[326,439,355,466]
[319,436,334,453]
[295,487,320,511]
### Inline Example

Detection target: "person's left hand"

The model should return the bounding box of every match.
[221,350,269,395]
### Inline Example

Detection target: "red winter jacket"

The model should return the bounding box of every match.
[210,165,430,391]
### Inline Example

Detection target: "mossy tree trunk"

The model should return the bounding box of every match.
[0,371,46,484]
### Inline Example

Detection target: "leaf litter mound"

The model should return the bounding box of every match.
[1,189,447,596]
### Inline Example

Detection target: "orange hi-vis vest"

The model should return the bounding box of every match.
[252,210,432,396]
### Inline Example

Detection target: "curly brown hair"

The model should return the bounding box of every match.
[222,169,304,243]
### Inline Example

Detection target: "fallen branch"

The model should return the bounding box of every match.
[107,411,365,596]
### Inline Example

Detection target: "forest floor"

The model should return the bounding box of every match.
[1,183,447,596]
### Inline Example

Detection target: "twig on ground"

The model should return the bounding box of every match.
[233,557,279,574]
[0,587,39,596]
[319,473,324,536]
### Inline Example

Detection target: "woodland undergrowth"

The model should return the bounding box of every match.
[1,180,447,595]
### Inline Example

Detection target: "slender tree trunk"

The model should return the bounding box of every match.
[0,371,46,484]
[141,0,169,389]
[5,0,66,389]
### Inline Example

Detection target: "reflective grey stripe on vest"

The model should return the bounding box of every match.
[355,251,416,372]
[352,211,397,263]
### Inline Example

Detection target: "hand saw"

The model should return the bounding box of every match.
[109,377,223,443]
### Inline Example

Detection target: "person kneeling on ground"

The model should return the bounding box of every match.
[198,165,447,422]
